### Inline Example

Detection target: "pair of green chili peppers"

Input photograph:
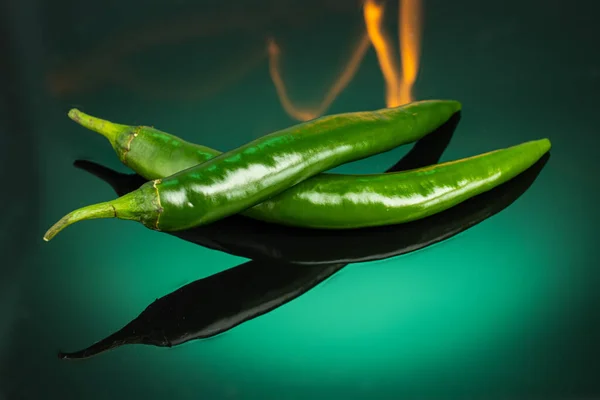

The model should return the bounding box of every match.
[43,100,551,241]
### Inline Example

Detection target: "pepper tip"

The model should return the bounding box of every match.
[67,108,128,145]
[43,202,118,243]
[43,215,70,242]
[449,100,462,113]
[67,108,81,122]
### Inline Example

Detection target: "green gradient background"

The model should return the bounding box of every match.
[2,0,599,399]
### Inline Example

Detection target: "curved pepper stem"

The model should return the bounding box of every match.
[43,183,160,241]
[43,202,116,241]
[68,108,131,148]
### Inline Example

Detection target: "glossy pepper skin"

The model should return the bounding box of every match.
[68,111,221,180]
[44,100,461,240]
[73,150,548,266]
[243,139,551,228]
[67,103,460,227]
[68,100,460,181]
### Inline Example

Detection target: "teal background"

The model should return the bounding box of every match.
[1,0,599,398]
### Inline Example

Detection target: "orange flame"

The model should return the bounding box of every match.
[48,2,423,121]
[269,0,423,121]
[267,34,371,121]
[363,0,402,107]
[399,0,422,105]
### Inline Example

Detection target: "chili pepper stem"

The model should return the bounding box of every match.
[43,202,116,241]
[68,108,131,147]
[43,183,160,241]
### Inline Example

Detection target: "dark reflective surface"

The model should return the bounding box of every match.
[59,261,346,359]
[6,1,598,397]
[59,112,550,359]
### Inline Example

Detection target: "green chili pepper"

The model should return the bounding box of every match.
[67,100,459,180]
[68,109,221,180]
[242,139,551,228]
[44,100,461,241]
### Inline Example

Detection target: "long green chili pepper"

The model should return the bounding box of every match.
[243,139,551,228]
[67,101,459,179]
[44,100,461,241]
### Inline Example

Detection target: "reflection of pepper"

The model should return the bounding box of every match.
[43,100,461,240]
[58,261,347,360]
